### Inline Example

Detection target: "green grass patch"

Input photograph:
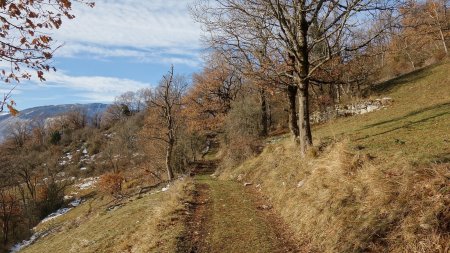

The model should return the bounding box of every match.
[314,61,450,163]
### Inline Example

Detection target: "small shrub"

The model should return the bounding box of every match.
[36,181,65,219]
[222,95,263,168]
[99,173,124,198]
[49,131,61,145]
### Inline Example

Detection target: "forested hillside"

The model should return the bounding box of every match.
[0,0,448,253]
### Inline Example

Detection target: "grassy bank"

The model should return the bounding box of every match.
[218,62,450,252]
[314,61,450,163]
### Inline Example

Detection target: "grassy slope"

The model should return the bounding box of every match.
[20,180,193,253]
[219,61,450,252]
[314,61,450,163]
[16,62,449,253]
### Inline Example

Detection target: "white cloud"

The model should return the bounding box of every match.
[53,0,203,65]
[31,71,152,103]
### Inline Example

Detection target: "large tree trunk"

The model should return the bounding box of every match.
[287,85,299,139]
[298,84,313,155]
[259,88,268,137]
[297,15,313,155]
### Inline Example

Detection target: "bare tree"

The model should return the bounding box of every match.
[65,107,87,130]
[145,66,187,181]
[135,88,152,112]
[8,121,31,148]
[0,188,20,245]
[193,0,400,155]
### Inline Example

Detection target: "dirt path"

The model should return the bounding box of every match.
[177,161,298,253]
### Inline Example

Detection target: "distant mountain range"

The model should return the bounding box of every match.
[0,103,109,141]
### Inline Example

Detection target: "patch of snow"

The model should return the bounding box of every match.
[9,199,84,252]
[161,184,170,192]
[80,167,88,171]
[40,199,82,224]
[69,199,82,207]
[76,177,99,190]
[41,208,72,223]
[10,232,43,253]
[82,148,88,154]
[56,172,65,178]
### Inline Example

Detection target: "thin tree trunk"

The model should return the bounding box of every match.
[3,221,8,245]
[438,27,448,55]
[336,84,341,103]
[432,4,449,55]
[166,141,174,181]
[287,85,299,139]
[259,88,268,137]
[267,98,272,131]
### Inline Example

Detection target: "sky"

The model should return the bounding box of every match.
[10,0,204,110]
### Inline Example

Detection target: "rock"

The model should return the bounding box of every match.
[244,182,253,187]
[420,223,431,230]
[56,172,66,177]
[64,195,73,200]
[257,204,272,210]
[395,138,406,145]
[297,180,305,188]
[381,97,393,105]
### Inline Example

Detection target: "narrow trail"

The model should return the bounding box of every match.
[177,160,299,253]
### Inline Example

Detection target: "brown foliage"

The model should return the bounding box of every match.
[385,0,449,74]
[0,189,21,245]
[183,57,242,133]
[99,173,124,198]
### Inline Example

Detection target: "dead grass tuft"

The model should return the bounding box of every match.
[220,139,450,252]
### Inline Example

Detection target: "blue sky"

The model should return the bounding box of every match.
[10,0,204,110]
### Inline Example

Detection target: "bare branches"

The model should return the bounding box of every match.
[192,0,401,153]
[0,0,94,112]
[144,66,188,181]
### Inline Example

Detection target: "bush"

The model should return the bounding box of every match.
[222,95,263,168]
[49,131,61,145]
[36,181,65,219]
[99,173,124,198]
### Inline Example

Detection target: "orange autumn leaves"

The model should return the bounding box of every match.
[0,0,94,114]
[183,65,241,134]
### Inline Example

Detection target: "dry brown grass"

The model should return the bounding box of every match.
[20,178,194,253]
[219,139,449,252]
